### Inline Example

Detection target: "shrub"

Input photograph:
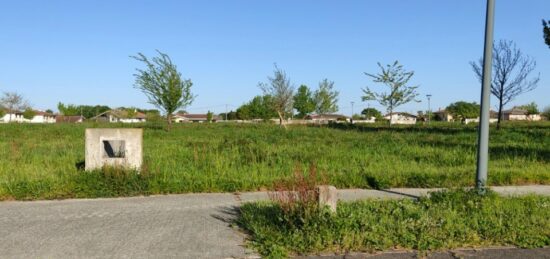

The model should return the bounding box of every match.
[268,164,327,228]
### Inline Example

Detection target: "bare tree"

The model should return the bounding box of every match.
[543,19,550,49]
[0,92,30,122]
[471,40,540,129]
[259,64,295,127]
[132,50,195,130]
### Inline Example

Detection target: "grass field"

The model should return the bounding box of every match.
[0,121,548,200]
[238,190,550,257]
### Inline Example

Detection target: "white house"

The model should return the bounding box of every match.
[91,110,147,123]
[352,116,376,124]
[503,107,541,121]
[304,114,350,124]
[173,113,220,123]
[383,112,417,125]
[0,110,56,123]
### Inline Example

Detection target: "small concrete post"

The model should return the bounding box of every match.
[317,185,337,213]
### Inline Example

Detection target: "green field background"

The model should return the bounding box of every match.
[0,122,548,200]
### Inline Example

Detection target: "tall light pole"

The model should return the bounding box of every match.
[476,0,495,193]
[426,94,432,124]
[225,104,228,121]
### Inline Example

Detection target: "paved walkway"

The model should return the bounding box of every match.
[1,185,550,258]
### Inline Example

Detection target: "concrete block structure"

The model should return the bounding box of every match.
[85,128,143,171]
[317,185,337,213]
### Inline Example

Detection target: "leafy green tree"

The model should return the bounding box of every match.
[542,106,550,120]
[219,110,238,120]
[258,64,295,127]
[471,40,539,130]
[206,110,213,122]
[236,95,277,120]
[293,85,315,118]
[45,109,53,114]
[446,101,480,122]
[0,108,5,118]
[145,110,163,122]
[313,79,339,114]
[362,61,419,125]
[22,108,36,120]
[519,102,539,115]
[361,107,382,120]
[57,102,80,116]
[543,20,550,49]
[132,50,195,129]
[57,103,111,118]
[125,108,137,119]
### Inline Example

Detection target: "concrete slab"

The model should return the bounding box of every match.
[85,128,143,171]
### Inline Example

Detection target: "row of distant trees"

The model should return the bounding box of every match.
[56,102,161,120]
[0,91,163,122]
[3,23,548,128]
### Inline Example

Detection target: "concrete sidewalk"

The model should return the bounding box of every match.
[1,185,550,258]
[238,185,550,203]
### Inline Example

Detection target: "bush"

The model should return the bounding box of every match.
[268,164,327,228]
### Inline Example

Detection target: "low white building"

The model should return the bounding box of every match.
[352,117,376,124]
[503,107,541,121]
[304,114,350,124]
[173,113,220,123]
[0,110,56,123]
[383,112,417,125]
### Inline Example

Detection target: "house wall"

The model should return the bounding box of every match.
[507,114,528,121]
[0,113,55,123]
[384,114,416,124]
[119,118,146,123]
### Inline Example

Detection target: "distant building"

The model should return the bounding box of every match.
[383,112,417,125]
[173,113,220,123]
[502,107,541,121]
[90,110,147,123]
[433,109,454,122]
[304,114,350,123]
[56,115,85,123]
[0,110,56,123]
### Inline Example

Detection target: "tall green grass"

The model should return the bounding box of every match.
[238,190,550,257]
[0,121,548,200]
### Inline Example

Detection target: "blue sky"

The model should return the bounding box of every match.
[1,0,548,115]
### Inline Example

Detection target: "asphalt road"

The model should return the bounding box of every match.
[0,194,255,259]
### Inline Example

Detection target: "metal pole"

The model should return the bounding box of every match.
[476,0,495,192]
[426,94,432,124]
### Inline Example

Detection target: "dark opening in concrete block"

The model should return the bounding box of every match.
[102,140,126,158]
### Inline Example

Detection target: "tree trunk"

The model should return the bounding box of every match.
[166,113,172,131]
[388,106,393,127]
[496,99,503,130]
[277,111,287,129]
